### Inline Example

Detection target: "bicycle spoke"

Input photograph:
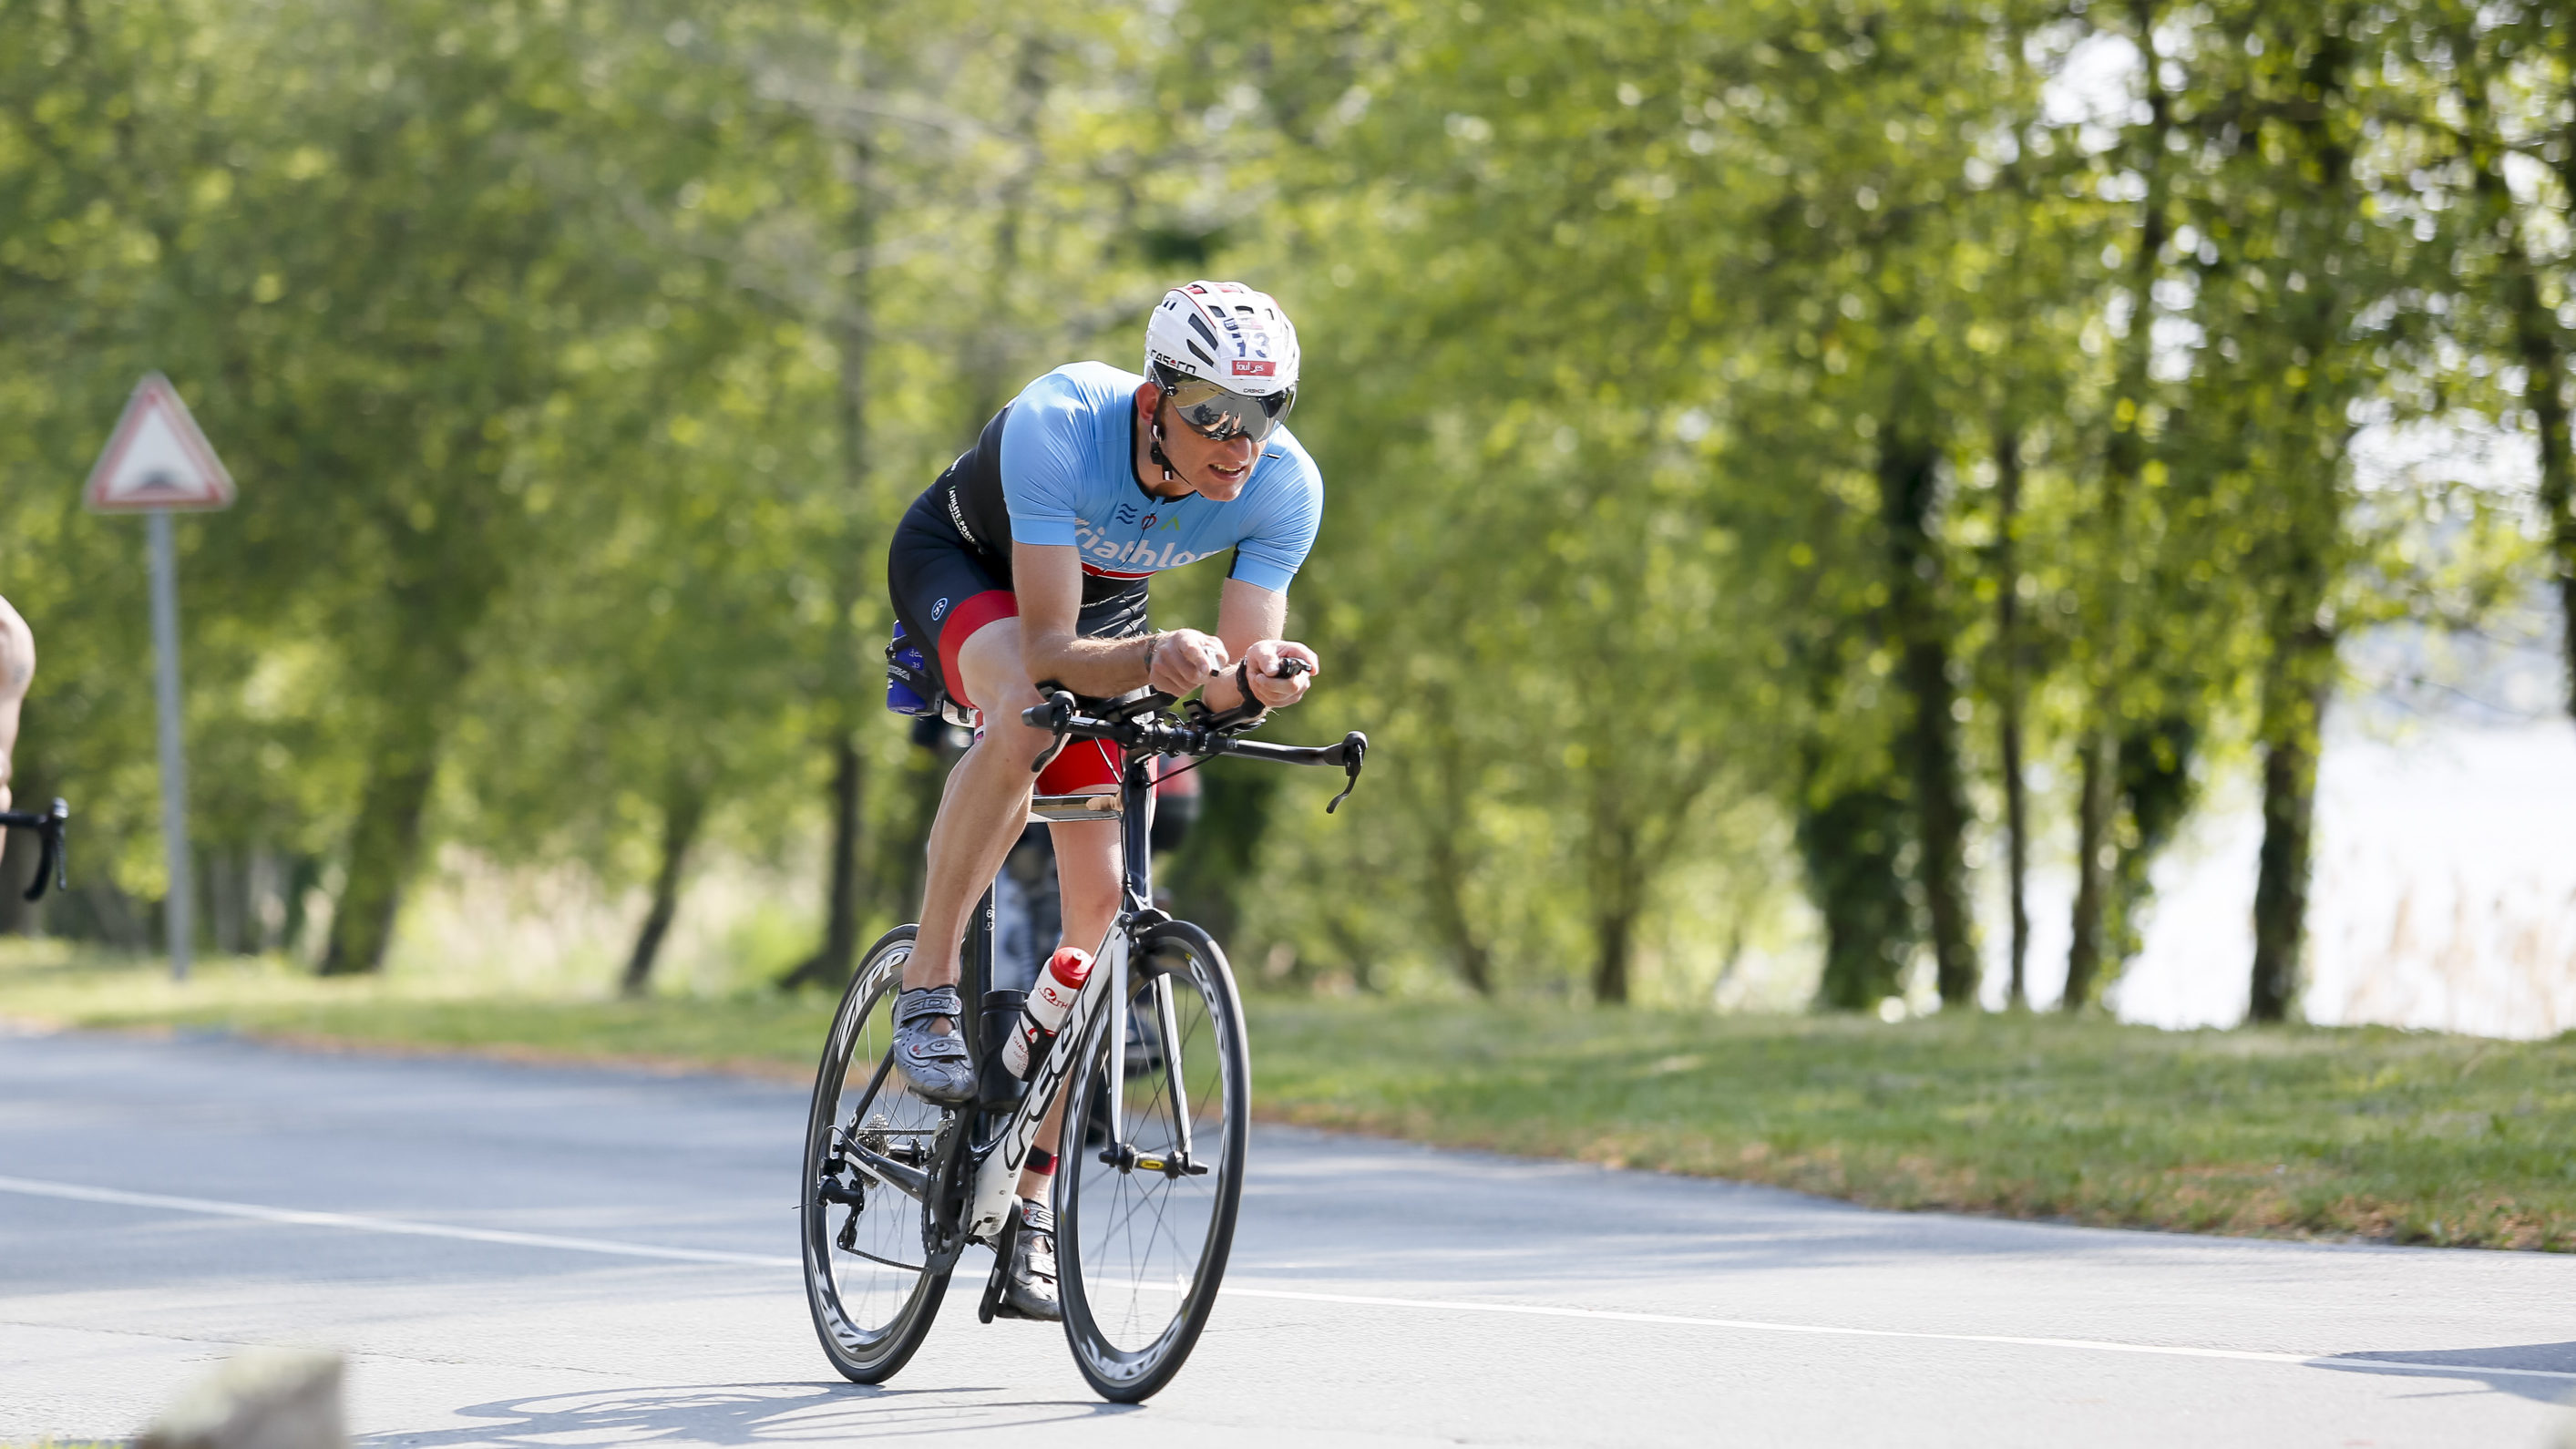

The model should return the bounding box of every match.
[1060,925,1246,1400]
[800,928,953,1384]
[836,1046,900,1146]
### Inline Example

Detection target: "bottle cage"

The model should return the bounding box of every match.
[886,631,979,729]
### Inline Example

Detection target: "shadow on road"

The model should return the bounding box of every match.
[359,1382,1142,1446]
[2314,1342,2576,1405]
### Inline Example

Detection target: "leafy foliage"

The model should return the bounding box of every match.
[0,0,2552,1015]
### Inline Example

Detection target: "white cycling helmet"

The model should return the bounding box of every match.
[1144,281,1299,441]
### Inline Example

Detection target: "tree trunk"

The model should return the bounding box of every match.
[2249,643,2327,1022]
[2060,0,2163,1011]
[248,847,283,953]
[281,853,323,960]
[2110,714,2197,964]
[2528,302,2576,725]
[2467,75,2576,723]
[891,716,955,930]
[786,139,878,991]
[208,847,243,956]
[2246,19,2359,1015]
[622,779,707,998]
[1878,413,1978,1007]
[1590,899,1633,1006]
[323,619,478,976]
[1421,713,1494,995]
[1586,775,1641,1004]
[320,416,508,978]
[960,36,1050,428]
[2061,729,2116,1012]
[1799,757,1915,1012]
[2067,0,2172,1012]
[778,732,865,990]
[75,877,149,951]
[1425,808,1494,995]
[2247,21,2355,1024]
[321,746,439,975]
[1992,427,2030,1008]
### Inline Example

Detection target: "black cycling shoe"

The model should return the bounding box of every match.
[994,1197,1062,1321]
[891,985,976,1106]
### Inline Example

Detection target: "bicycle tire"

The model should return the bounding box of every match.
[800,925,953,1382]
[1055,919,1249,1403]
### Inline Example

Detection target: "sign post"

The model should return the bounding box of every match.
[84,375,236,981]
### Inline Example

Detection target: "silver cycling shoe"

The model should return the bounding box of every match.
[997,1197,1062,1321]
[891,985,976,1106]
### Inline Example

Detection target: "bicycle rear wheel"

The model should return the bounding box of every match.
[1056,920,1249,1403]
[801,925,953,1382]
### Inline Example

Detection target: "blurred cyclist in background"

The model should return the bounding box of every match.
[0,594,33,870]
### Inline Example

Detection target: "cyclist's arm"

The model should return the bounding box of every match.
[1206,578,1316,713]
[1012,542,1222,698]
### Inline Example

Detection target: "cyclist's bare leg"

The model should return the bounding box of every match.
[1017,815,1118,1197]
[905,617,1054,1012]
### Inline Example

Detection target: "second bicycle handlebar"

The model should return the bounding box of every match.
[0,796,71,901]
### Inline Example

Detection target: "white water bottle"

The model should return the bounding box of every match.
[1001,946,1093,1079]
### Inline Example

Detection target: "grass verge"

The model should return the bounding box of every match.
[1255,999,2576,1250]
[6,946,2570,1250]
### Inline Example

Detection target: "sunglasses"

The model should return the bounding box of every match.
[1158,370,1295,443]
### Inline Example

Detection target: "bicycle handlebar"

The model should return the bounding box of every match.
[1019,688,1368,813]
[0,797,71,901]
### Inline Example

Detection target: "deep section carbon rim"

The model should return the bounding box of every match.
[800,926,951,1382]
[1056,920,1248,1402]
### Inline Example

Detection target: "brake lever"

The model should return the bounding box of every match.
[1325,733,1366,814]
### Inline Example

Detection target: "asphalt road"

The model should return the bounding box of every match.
[3,1023,2571,1447]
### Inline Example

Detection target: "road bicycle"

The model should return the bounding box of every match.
[798,678,1364,1403]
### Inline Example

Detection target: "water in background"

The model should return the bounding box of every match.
[2107,720,2576,1037]
[1991,586,2575,1037]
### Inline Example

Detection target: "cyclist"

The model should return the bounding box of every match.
[0,593,32,867]
[883,282,1323,1320]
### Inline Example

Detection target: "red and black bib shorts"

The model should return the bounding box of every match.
[888,476,1152,796]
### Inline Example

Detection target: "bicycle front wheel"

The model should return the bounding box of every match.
[1056,920,1249,1403]
[801,925,952,1382]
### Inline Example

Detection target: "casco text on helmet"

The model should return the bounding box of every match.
[1144,281,1300,397]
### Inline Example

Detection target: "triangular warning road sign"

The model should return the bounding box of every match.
[83,374,236,513]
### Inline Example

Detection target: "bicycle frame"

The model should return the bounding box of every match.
[832,690,1360,1258]
[961,749,1163,1242]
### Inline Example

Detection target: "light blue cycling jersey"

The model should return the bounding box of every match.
[998,362,1322,594]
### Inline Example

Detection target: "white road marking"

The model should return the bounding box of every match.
[1216,1285,2576,1383]
[0,1175,796,1268]
[5,1174,2565,1385]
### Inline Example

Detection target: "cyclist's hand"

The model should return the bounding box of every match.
[1148,628,1230,697]
[1243,640,1319,709]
